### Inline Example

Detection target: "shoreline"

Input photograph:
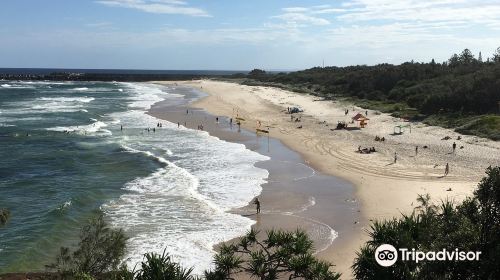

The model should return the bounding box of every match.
[154,80,500,278]
[147,85,361,270]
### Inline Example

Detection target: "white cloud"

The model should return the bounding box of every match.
[282,7,310,13]
[338,0,500,25]
[273,5,344,26]
[95,0,210,17]
[273,4,351,28]
[312,8,347,14]
[273,12,330,26]
[5,0,500,69]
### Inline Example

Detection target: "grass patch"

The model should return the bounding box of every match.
[344,98,424,120]
[425,114,500,140]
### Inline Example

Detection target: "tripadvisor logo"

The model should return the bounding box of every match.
[375,244,398,267]
[375,244,481,267]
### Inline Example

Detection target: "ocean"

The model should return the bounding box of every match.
[0,81,269,273]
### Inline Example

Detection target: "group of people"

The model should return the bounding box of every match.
[390,142,456,177]
[358,146,377,154]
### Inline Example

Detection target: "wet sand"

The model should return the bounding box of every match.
[148,85,361,276]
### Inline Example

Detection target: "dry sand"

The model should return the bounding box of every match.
[156,80,500,279]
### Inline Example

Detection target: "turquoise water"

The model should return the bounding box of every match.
[0,81,269,273]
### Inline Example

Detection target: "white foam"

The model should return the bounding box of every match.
[0,83,35,89]
[122,83,168,109]
[57,200,72,211]
[73,87,89,91]
[46,120,110,135]
[1,96,95,116]
[102,83,270,274]
[39,97,95,103]
[18,81,71,85]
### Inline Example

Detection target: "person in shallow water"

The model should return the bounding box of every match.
[254,198,261,214]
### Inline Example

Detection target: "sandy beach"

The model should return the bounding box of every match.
[155,80,500,278]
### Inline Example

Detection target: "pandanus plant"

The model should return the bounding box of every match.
[205,228,341,280]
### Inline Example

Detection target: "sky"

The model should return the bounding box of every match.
[1,0,499,70]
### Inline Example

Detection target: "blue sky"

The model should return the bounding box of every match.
[1,0,499,70]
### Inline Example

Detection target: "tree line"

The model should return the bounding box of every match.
[238,48,500,140]
[245,48,500,116]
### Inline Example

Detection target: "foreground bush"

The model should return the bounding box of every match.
[46,217,339,280]
[47,213,128,279]
[353,166,500,279]
[134,251,197,280]
[206,228,341,280]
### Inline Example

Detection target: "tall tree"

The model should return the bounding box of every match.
[448,53,460,67]
[459,48,475,64]
[47,213,128,278]
[493,47,500,63]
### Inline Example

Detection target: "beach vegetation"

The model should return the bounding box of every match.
[134,250,197,280]
[205,228,341,280]
[46,212,128,279]
[44,218,341,280]
[352,166,500,279]
[235,48,500,140]
[249,69,267,77]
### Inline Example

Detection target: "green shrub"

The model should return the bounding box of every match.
[47,212,127,278]
[352,166,500,279]
[206,228,341,280]
[134,250,197,280]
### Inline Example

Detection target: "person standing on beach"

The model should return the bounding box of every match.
[186,109,189,115]
[452,142,457,153]
[394,152,398,163]
[254,198,261,214]
[177,122,180,128]
[445,163,449,176]
[120,125,123,131]
[415,146,418,156]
